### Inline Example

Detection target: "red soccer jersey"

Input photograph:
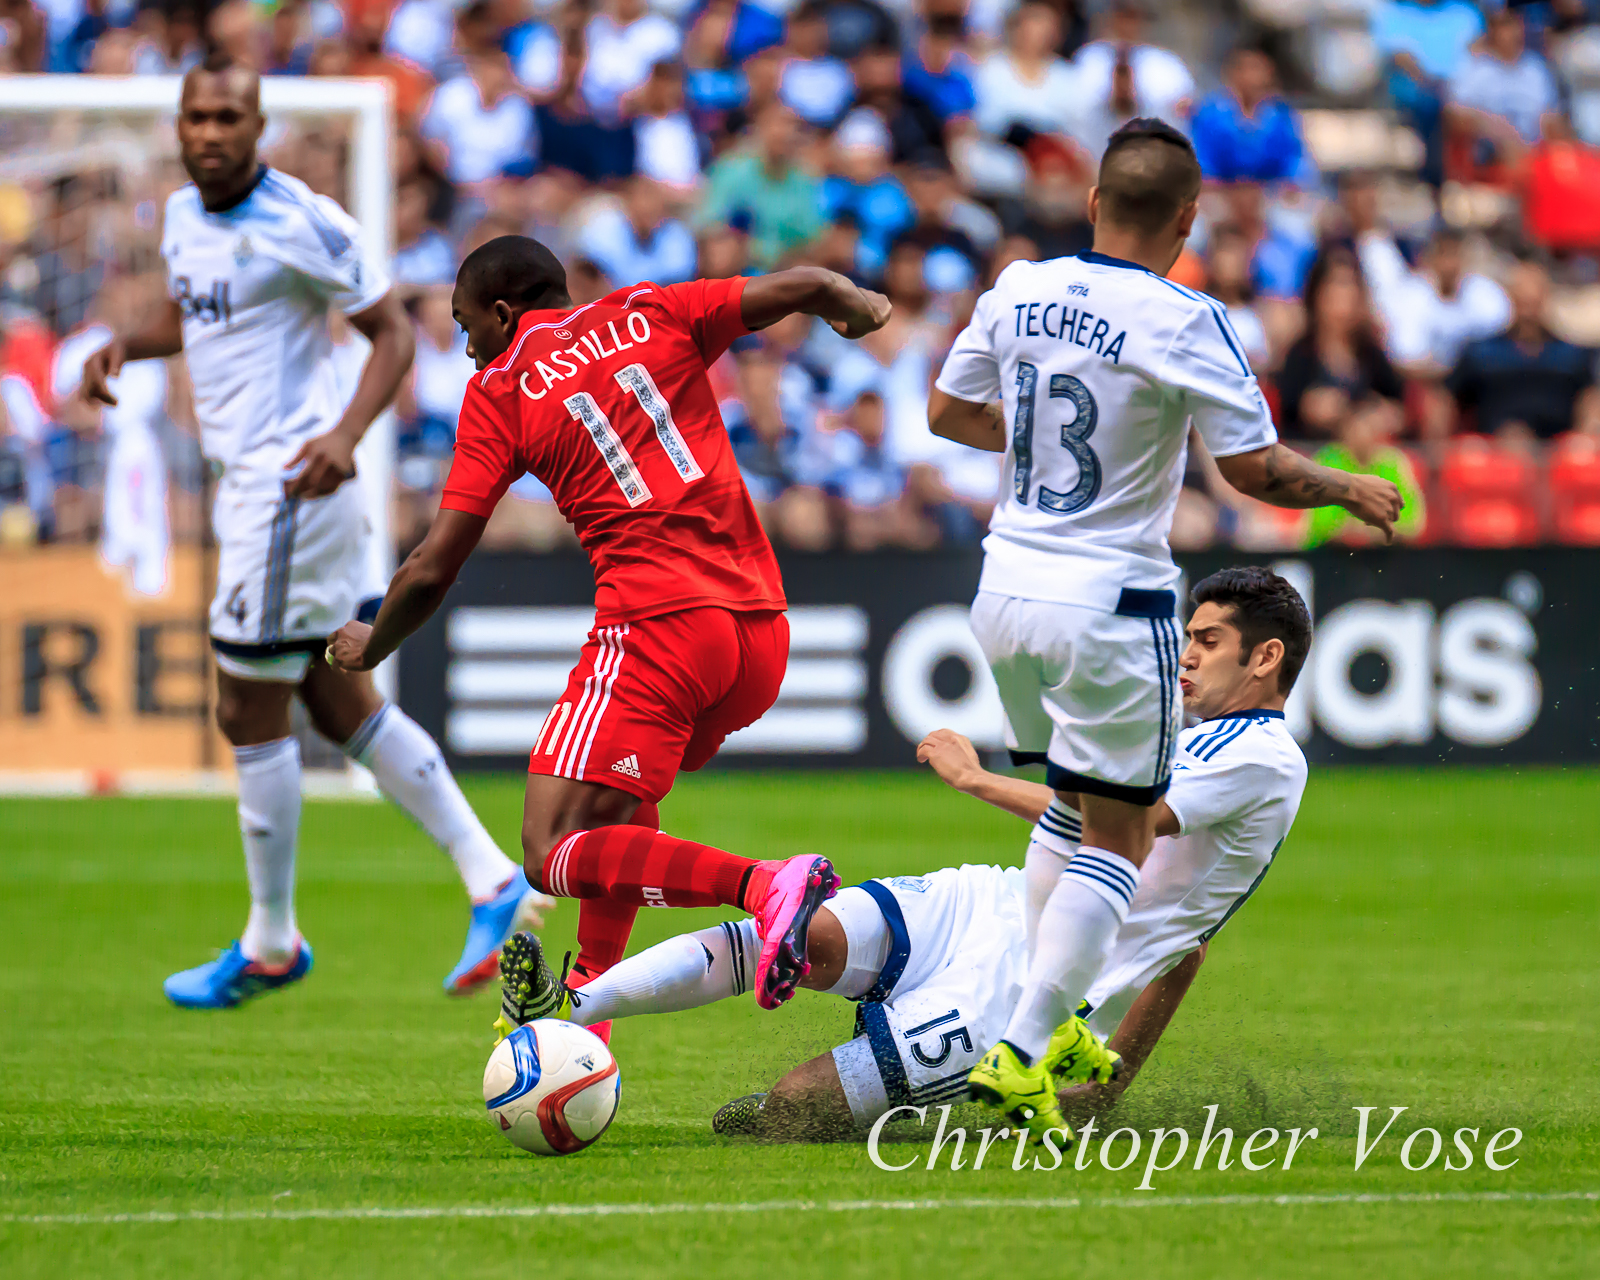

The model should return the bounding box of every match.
[440,277,786,625]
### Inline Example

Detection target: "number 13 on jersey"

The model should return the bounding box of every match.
[1011,360,1101,514]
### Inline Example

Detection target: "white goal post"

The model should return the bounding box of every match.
[0,74,396,796]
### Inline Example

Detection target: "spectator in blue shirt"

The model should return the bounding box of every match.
[822,109,915,280]
[779,2,856,128]
[682,0,786,116]
[1191,45,1311,186]
[1217,181,1318,302]
[577,176,699,287]
[1372,0,1486,186]
[1449,259,1600,443]
[1446,7,1562,165]
[902,0,977,123]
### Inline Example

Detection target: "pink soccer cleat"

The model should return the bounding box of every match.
[752,854,840,1010]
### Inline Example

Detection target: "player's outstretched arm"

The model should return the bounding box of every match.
[81,298,184,407]
[920,729,1183,834]
[326,508,487,672]
[739,266,891,339]
[927,388,1006,452]
[286,291,417,498]
[1216,442,1404,542]
[917,729,1054,822]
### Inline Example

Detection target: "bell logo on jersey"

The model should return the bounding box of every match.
[174,276,232,325]
[232,235,253,267]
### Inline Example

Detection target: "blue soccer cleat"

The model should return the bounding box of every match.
[163,940,313,1009]
[445,868,550,997]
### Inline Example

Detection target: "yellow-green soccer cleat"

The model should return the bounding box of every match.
[711,1093,769,1137]
[967,1041,1072,1145]
[1040,1016,1122,1086]
[493,931,572,1045]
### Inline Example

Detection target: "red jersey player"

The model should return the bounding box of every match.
[328,235,891,1025]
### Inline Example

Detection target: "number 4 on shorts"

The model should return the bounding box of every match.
[223,582,249,628]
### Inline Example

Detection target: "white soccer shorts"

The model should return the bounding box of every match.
[209,477,376,683]
[827,867,1027,1127]
[970,588,1183,805]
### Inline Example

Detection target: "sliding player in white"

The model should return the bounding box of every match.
[493,567,1310,1142]
[82,56,549,1008]
[926,118,1400,1139]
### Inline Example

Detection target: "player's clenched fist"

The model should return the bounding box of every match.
[1343,473,1405,543]
[81,339,127,407]
[828,286,892,340]
[325,620,375,672]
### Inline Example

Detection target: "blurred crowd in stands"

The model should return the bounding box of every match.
[6,0,1600,572]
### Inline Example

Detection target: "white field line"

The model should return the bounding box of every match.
[2,1189,1595,1227]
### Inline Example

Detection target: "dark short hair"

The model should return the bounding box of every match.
[1097,118,1202,237]
[456,234,568,311]
[1191,566,1312,693]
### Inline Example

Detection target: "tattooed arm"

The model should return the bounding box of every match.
[1215,442,1404,541]
[928,387,1007,451]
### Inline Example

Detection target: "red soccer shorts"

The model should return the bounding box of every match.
[528,607,788,803]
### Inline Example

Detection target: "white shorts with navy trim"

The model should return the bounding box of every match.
[971,588,1183,805]
[209,477,377,683]
[827,866,1027,1127]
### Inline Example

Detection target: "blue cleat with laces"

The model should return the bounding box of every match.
[444,868,550,996]
[163,940,313,1009]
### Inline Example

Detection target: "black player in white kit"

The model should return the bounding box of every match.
[81,55,550,1008]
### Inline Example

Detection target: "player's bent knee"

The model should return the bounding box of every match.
[759,1055,855,1142]
[214,679,292,746]
[519,826,558,891]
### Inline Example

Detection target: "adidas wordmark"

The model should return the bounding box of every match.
[611,755,642,779]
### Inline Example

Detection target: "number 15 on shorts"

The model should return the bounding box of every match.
[905,1008,972,1068]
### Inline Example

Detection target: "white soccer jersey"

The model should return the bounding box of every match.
[936,252,1278,612]
[1085,708,1308,1033]
[161,168,390,488]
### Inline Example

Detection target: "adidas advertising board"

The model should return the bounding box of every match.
[397,550,1597,770]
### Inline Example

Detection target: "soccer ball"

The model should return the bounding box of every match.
[483,1019,621,1156]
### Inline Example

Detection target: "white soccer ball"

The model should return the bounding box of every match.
[483,1019,621,1156]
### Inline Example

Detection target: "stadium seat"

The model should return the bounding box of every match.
[1549,432,1600,545]
[1437,437,1542,547]
[1525,141,1600,254]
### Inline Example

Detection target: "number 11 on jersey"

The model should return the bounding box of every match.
[564,361,705,508]
[1011,360,1102,514]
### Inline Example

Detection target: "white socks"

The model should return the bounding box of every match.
[344,704,519,901]
[570,920,759,1027]
[236,737,302,967]
[1002,845,1141,1063]
[1024,798,1082,958]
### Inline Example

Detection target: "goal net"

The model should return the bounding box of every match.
[0,75,393,795]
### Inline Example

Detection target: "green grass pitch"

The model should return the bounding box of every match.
[2,767,1598,1278]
